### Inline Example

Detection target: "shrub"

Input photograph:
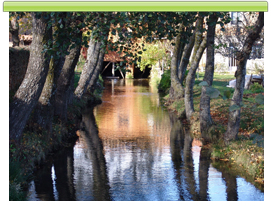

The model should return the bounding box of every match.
[158,69,171,92]
[250,83,264,93]
[126,72,134,79]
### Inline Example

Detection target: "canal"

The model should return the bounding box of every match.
[27,79,264,201]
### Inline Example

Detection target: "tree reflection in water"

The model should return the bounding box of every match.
[31,106,111,201]
[169,114,239,201]
[28,79,263,201]
[79,106,111,201]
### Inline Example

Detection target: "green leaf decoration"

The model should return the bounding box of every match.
[199,81,209,86]
[206,87,220,98]
[255,94,264,105]
[229,104,241,112]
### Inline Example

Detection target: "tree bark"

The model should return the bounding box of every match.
[177,19,199,84]
[199,13,218,142]
[74,38,105,100]
[224,12,264,142]
[34,57,55,131]
[185,36,207,120]
[87,48,105,93]
[33,13,70,130]
[55,32,82,121]
[169,32,185,101]
[9,12,51,142]
[9,14,20,47]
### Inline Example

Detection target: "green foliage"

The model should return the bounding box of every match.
[250,83,264,93]
[158,69,171,92]
[149,67,161,89]
[255,93,264,105]
[126,72,134,79]
[223,90,232,99]
[137,42,167,71]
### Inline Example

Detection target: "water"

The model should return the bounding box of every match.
[27,79,264,201]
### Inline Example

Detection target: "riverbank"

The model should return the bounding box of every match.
[161,73,264,188]
[9,71,104,201]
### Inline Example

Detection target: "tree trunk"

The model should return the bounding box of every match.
[9,14,20,47]
[74,38,105,100]
[178,19,200,84]
[33,13,70,130]
[87,48,105,93]
[199,13,218,142]
[9,12,51,142]
[169,32,185,101]
[224,12,264,142]
[185,36,207,120]
[34,58,55,131]
[55,32,82,121]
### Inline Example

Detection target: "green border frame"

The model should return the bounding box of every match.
[3,1,268,12]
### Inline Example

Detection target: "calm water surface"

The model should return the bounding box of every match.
[27,79,264,201]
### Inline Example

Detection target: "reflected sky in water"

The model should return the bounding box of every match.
[27,79,264,201]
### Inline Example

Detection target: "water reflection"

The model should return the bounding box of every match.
[78,106,111,200]
[169,115,211,201]
[29,144,76,200]
[27,79,264,201]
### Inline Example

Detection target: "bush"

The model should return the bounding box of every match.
[158,69,171,92]
[250,83,264,93]
[126,72,134,79]
[150,67,161,88]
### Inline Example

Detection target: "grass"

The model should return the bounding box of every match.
[163,72,264,187]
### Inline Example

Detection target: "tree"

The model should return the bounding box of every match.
[185,16,207,120]
[224,12,264,142]
[74,37,107,100]
[199,13,219,141]
[9,12,52,142]
[54,13,83,121]
[215,12,264,62]
[74,12,112,100]
[137,41,169,72]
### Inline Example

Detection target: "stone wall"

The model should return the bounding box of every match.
[9,47,30,93]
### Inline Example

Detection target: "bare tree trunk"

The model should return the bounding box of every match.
[9,13,20,47]
[224,12,264,142]
[9,12,51,142]
[34,58,55,131]
[87,48,105,93]
[169,32,185,101]
[185,36,207,120]
[177,20,198,84]
[199,13,218,142]
[74,38,105,100]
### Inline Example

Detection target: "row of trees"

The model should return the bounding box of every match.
[166,12,264,143]
[9,11,264,146]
